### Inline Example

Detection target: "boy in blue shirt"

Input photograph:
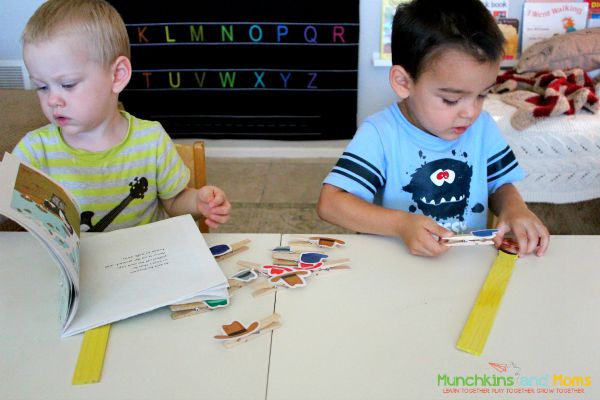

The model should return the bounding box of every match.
[317,0,549,257]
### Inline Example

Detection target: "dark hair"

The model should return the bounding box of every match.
[391,0,504,80]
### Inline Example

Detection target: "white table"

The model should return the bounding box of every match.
[0,232,280,400]
[268,234,600,400]
[2,232,600,399]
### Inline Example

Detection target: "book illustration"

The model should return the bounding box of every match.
[379,0,411,60]
[80,176,148,232]
[522,2,590,52]
[11,163,80,262]
[497,18,520,60]
[0,153,229,337]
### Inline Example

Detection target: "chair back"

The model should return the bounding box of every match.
[175,141,209,233]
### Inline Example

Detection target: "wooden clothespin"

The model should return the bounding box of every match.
[210,239,251,261]
[272,244,316,253]
[287,235,347,248]
[441,229,498,247]
[272,251,328,266]
[214,313,282,349]
[170,298,229,320]
[250,258,352,297]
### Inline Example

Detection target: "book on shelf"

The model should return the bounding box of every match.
[481,0,509,19]
[0,153,228,337]
[379,0,411,60]
[497,17,520,61]
[522,1,589,52]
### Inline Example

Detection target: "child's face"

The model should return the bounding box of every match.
[401,48,499,141]
[23,35,117,139]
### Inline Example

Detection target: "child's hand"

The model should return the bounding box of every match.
[397,213,453,257]
[494,206,549,257]
[196,186,231,229]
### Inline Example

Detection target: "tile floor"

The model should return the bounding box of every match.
[207,158,600,235]
[206,157,352,234]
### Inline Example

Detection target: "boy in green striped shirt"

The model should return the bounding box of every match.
[12,0,230,232]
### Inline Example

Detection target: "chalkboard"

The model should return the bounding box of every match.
[109,0,359,140]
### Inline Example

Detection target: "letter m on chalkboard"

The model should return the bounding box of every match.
[109,0,359,140]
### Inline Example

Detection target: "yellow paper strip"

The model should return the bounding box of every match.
[457,251,518,356]
[72,324,111,385]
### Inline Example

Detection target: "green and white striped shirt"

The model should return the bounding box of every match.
[13,111,190,232]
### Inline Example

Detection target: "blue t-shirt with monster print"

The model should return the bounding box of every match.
[323,102,524,234]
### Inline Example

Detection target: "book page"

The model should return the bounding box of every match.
[64,214,228,336]
[0,153,81,331]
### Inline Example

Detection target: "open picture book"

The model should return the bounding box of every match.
[0,153,228,337]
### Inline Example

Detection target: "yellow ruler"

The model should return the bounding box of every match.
[457,250,518,356]
[72,324,111,385]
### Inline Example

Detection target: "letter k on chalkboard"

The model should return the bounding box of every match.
[109,0,359,140]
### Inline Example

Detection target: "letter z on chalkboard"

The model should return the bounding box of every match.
[109,0,359,140]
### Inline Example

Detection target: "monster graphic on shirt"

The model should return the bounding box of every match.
[402,158,473,222]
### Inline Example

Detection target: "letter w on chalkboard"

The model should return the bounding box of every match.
[109,0,359,140]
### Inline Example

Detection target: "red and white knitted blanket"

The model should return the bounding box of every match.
[492,68,599,130]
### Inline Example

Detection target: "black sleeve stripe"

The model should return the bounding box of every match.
[487,150,517,177]
[487,161,518,183]
[343,152,385,185]
[336,158,383,191]
[487,145,510,164]
[330,168,377,195]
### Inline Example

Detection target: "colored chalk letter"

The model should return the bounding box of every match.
[194,72,206,87]
[249,25,263,42]
[277,25,289,42]
[169,72,181,88]
[279,72,291,88]
[165,26,176,43]
[307,72,318,89]
[304,26,318,43]
[142,72,152,88]
[190,25,204,42]
[333,26,346,43]
[222,25,234,42]
[219,72,236,88]
[137,26,149,43]
[254,71,266,88]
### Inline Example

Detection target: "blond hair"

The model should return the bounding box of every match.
[22,0,130,67]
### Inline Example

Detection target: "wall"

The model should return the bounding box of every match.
[0,0,526,127]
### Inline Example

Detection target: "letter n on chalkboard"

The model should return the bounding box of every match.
[109,0,359,140]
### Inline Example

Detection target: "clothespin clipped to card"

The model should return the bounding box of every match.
[440,229,498,247]
[287,235,347,248]
[170,298,229,320]
[210,239,251,261]
[243,258,352,297]
[214,313,282,349]
[272,251,329,267]
[272,244,316,253]
[226,267,261,295]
